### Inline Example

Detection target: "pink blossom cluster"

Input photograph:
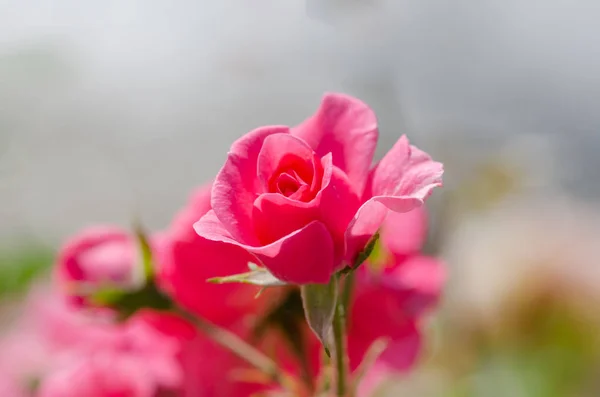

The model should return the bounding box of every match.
[1,93,444,397]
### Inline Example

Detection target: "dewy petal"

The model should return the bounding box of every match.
[211,126,290,245]
[344,136,443,264]
[194,211,335,284]
[291,93,378,196]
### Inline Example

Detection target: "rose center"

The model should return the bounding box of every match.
[266,152,320,202]
[276,173,300,196]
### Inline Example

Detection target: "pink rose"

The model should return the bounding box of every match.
[194,93,443,284]
[157,185,280,326]
[347,210,445,393]
[38,351,155,397]
[38,311,183,397]
[56,226,139,304]
[0,287,183,397]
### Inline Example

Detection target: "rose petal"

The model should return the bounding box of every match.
[317,159,361,265]
[157,185,269,325]
[159,236,264,326]
[212,126,290,245]
[253,154,359,264]
[257,133,318,194]
[343,200,388,265]
[382,255,446,317]
[344,136,443,263]
[253,194,318,245]
[368,135,443,202]
[195,211,335,284]
[348,296,422,371]
[292,93,378,196]
[354,328,422,397]
[377,325,422,370]
[381,208,428,257]
[58,226,134,284]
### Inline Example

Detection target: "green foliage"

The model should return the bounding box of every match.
[0,244,54,300]
[301,277,338,357]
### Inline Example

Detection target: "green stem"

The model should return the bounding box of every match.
[333,276,349,397]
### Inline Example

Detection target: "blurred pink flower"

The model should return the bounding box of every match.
[156,184,279,326]
[55,226,139,305]
[194,92,443,284]
[38,352,156,397]
[0,288,183,397]
[348,210,445,395]
[138,310,276,397]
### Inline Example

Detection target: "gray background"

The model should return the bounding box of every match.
[1,0,599,245]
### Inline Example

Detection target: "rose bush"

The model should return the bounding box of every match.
[193,93,443,284]
[1,92,444,397]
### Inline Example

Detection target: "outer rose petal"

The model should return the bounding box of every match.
[344,136,443,264]
[381,208,428,258]
[347,255,442,376]
[212,126,290,245]
[292,93,378,196]
[355,330,422,397]
[343,199,389,265]
[194,211,335,284]
[369,135,443,205]
[382,255,446,317]
[348,305,421,372]
[57,226,136,287]
[157,186,266,325]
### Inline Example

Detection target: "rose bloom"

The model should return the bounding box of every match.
[194,93,443,284]
[350,209,444,396]
[55,226,141,305]
[0,287,183,397]
[157,185,307,396]
[157,184,278,327]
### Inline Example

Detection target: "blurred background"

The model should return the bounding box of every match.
[1,1,600,396]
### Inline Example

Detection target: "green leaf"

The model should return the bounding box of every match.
[301,277,338,357]
[0,245,53,299]
[353,232,380,269]
[133,223,154,282]
[88,286,127,307]
[208,267,287,287]
[90,281,173,321]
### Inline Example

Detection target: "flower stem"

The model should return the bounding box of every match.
[175,307,288,387]
[333,276,349,397]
